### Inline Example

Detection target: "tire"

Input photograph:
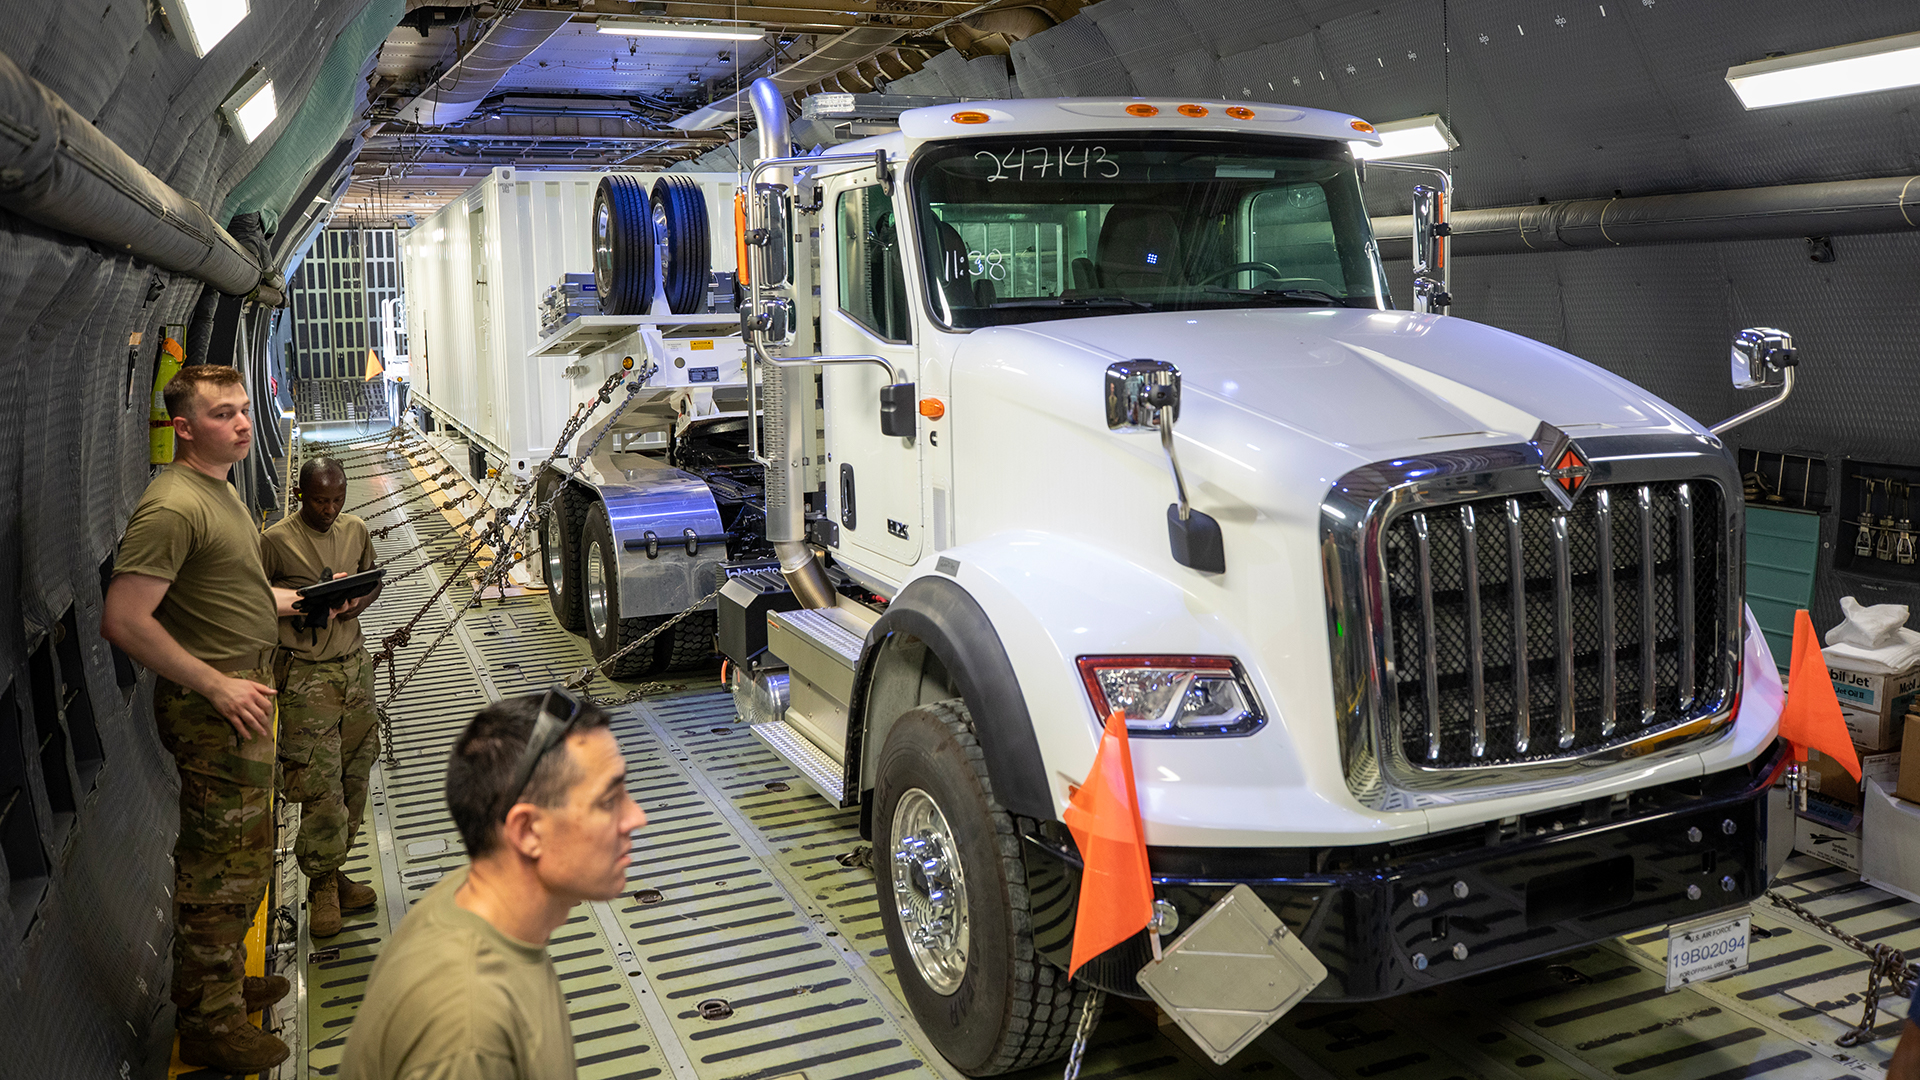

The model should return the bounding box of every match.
[594,174,655,315]
[539,478,588,632]
[579,500,671,680]
[663,610,717,671]
[874,700,1086,1075]
[651,174,711,315]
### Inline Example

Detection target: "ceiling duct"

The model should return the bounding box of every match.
[672,27,906,129]
[393,8,575,127]
[1373,175,1920,258]
[0,48,260,295]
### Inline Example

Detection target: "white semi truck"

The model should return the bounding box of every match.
[410,81,1801,1075]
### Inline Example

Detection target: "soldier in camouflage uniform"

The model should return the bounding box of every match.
[103,365,299,1074]
[262,457,384,937]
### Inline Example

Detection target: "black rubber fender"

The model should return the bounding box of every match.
[593,174,655,315]
[848,575,1055,828]
[650,174,711,315]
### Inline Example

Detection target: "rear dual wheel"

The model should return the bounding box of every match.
[579,500,717,680]
[538,477,588,632]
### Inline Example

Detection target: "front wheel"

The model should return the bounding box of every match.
[873,701,1086,1075]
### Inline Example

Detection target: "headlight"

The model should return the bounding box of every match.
[1075,656,1265,737]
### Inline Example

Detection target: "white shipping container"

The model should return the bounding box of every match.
[401,167,741,474]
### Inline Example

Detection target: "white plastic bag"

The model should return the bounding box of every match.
[1825,596,1910,650]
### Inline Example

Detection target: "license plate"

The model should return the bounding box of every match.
[1666,909,1751,991]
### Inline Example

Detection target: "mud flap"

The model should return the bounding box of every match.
[1134,884,1327,1064]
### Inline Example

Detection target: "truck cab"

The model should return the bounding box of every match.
[561,86,1793,1074]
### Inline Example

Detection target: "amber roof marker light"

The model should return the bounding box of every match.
[1125,103,1160,117]
[951,111,991,124]
[1225,106,1255,119]
[1177,104,1209,117]
[1350,119,1376,133]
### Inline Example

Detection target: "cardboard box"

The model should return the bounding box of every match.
[1804,747,1902,807]
[1827,664,1920,726]
[1900,713,1920,804]
[1862,779,1920,904]
[1843,704,1904,752]
[1795,814,1862,872]
[1798,789,1862,833]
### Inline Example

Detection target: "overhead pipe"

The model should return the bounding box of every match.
[392,8,575,127]
[0,50,260,295]
[747,77,835,610]
[1373,175,1920,259]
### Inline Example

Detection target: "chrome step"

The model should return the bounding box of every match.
[750,718,849,806]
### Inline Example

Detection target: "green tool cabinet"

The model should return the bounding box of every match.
[1745,505,1821,676]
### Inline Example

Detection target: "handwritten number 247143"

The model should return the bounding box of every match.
[975,146,1118,182]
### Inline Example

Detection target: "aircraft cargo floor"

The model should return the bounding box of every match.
[222,434,1920,1080]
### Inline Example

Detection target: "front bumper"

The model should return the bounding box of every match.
[1026,739,1786,1001]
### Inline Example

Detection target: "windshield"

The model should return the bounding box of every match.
[913,134,1386,329]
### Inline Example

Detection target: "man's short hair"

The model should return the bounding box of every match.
[447,695,614,858]
[164,365,245,420]
[299,457,346,489]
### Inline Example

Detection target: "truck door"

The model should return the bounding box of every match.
[820,175,922,571]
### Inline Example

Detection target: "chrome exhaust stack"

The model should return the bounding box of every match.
[747,77,834,609]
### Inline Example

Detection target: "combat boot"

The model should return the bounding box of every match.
[336,872,377,912]
[178,1020,290,1073]
[308,873,342,939]
[243,974,290,1012]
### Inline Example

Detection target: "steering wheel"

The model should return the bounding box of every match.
[1196,261,1284,287]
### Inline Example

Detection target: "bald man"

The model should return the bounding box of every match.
[261,457,384,938]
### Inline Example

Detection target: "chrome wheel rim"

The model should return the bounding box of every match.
[890,788,969,995]
[652,198,672,280]
[544,513,563,589]
[593,201,613,271]
[584,538,610,639]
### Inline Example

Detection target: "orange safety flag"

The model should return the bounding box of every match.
[1779,609,1861,781]
[364,348,384,381]
[1063,708,1155,978]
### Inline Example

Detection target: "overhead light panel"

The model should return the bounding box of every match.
[1725,31,1920,109]
[220,68,277,143]
[595,18,766,41]
[1349,115,1458,161]
[177,0,249,57]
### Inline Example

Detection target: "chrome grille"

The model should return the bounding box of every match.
[1380,481,1729,772]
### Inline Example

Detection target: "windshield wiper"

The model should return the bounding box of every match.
[1201,287,1365,308]
[988,295,1155,311]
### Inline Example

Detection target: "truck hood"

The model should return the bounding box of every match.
[1004,308,1702,457]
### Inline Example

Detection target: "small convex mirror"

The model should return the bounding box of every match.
[1105,359,1181,432]
[1730,327,1795,390]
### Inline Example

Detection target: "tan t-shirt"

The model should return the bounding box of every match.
[114,464,278,669]
[340,866,577,1080]
[260,512,377,661]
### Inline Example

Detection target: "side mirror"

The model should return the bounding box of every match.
[1105,359,1181,431]
[1105,360,1224,574]
[751,182,791,287]
[1730,326,1795,390]
[1709,326,1800,436]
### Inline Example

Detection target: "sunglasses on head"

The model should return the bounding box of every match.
[503,686,585,819]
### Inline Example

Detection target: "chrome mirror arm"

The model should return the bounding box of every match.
[1708,366,1795,437]
[1160,403,1193,521]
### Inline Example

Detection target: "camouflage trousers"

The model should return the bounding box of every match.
[155,664,277,1035]
[277,649,379,881]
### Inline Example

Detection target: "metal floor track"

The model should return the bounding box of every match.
[290,436,1918,1080]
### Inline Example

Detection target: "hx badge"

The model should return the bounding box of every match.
[1531,421,1592,511]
